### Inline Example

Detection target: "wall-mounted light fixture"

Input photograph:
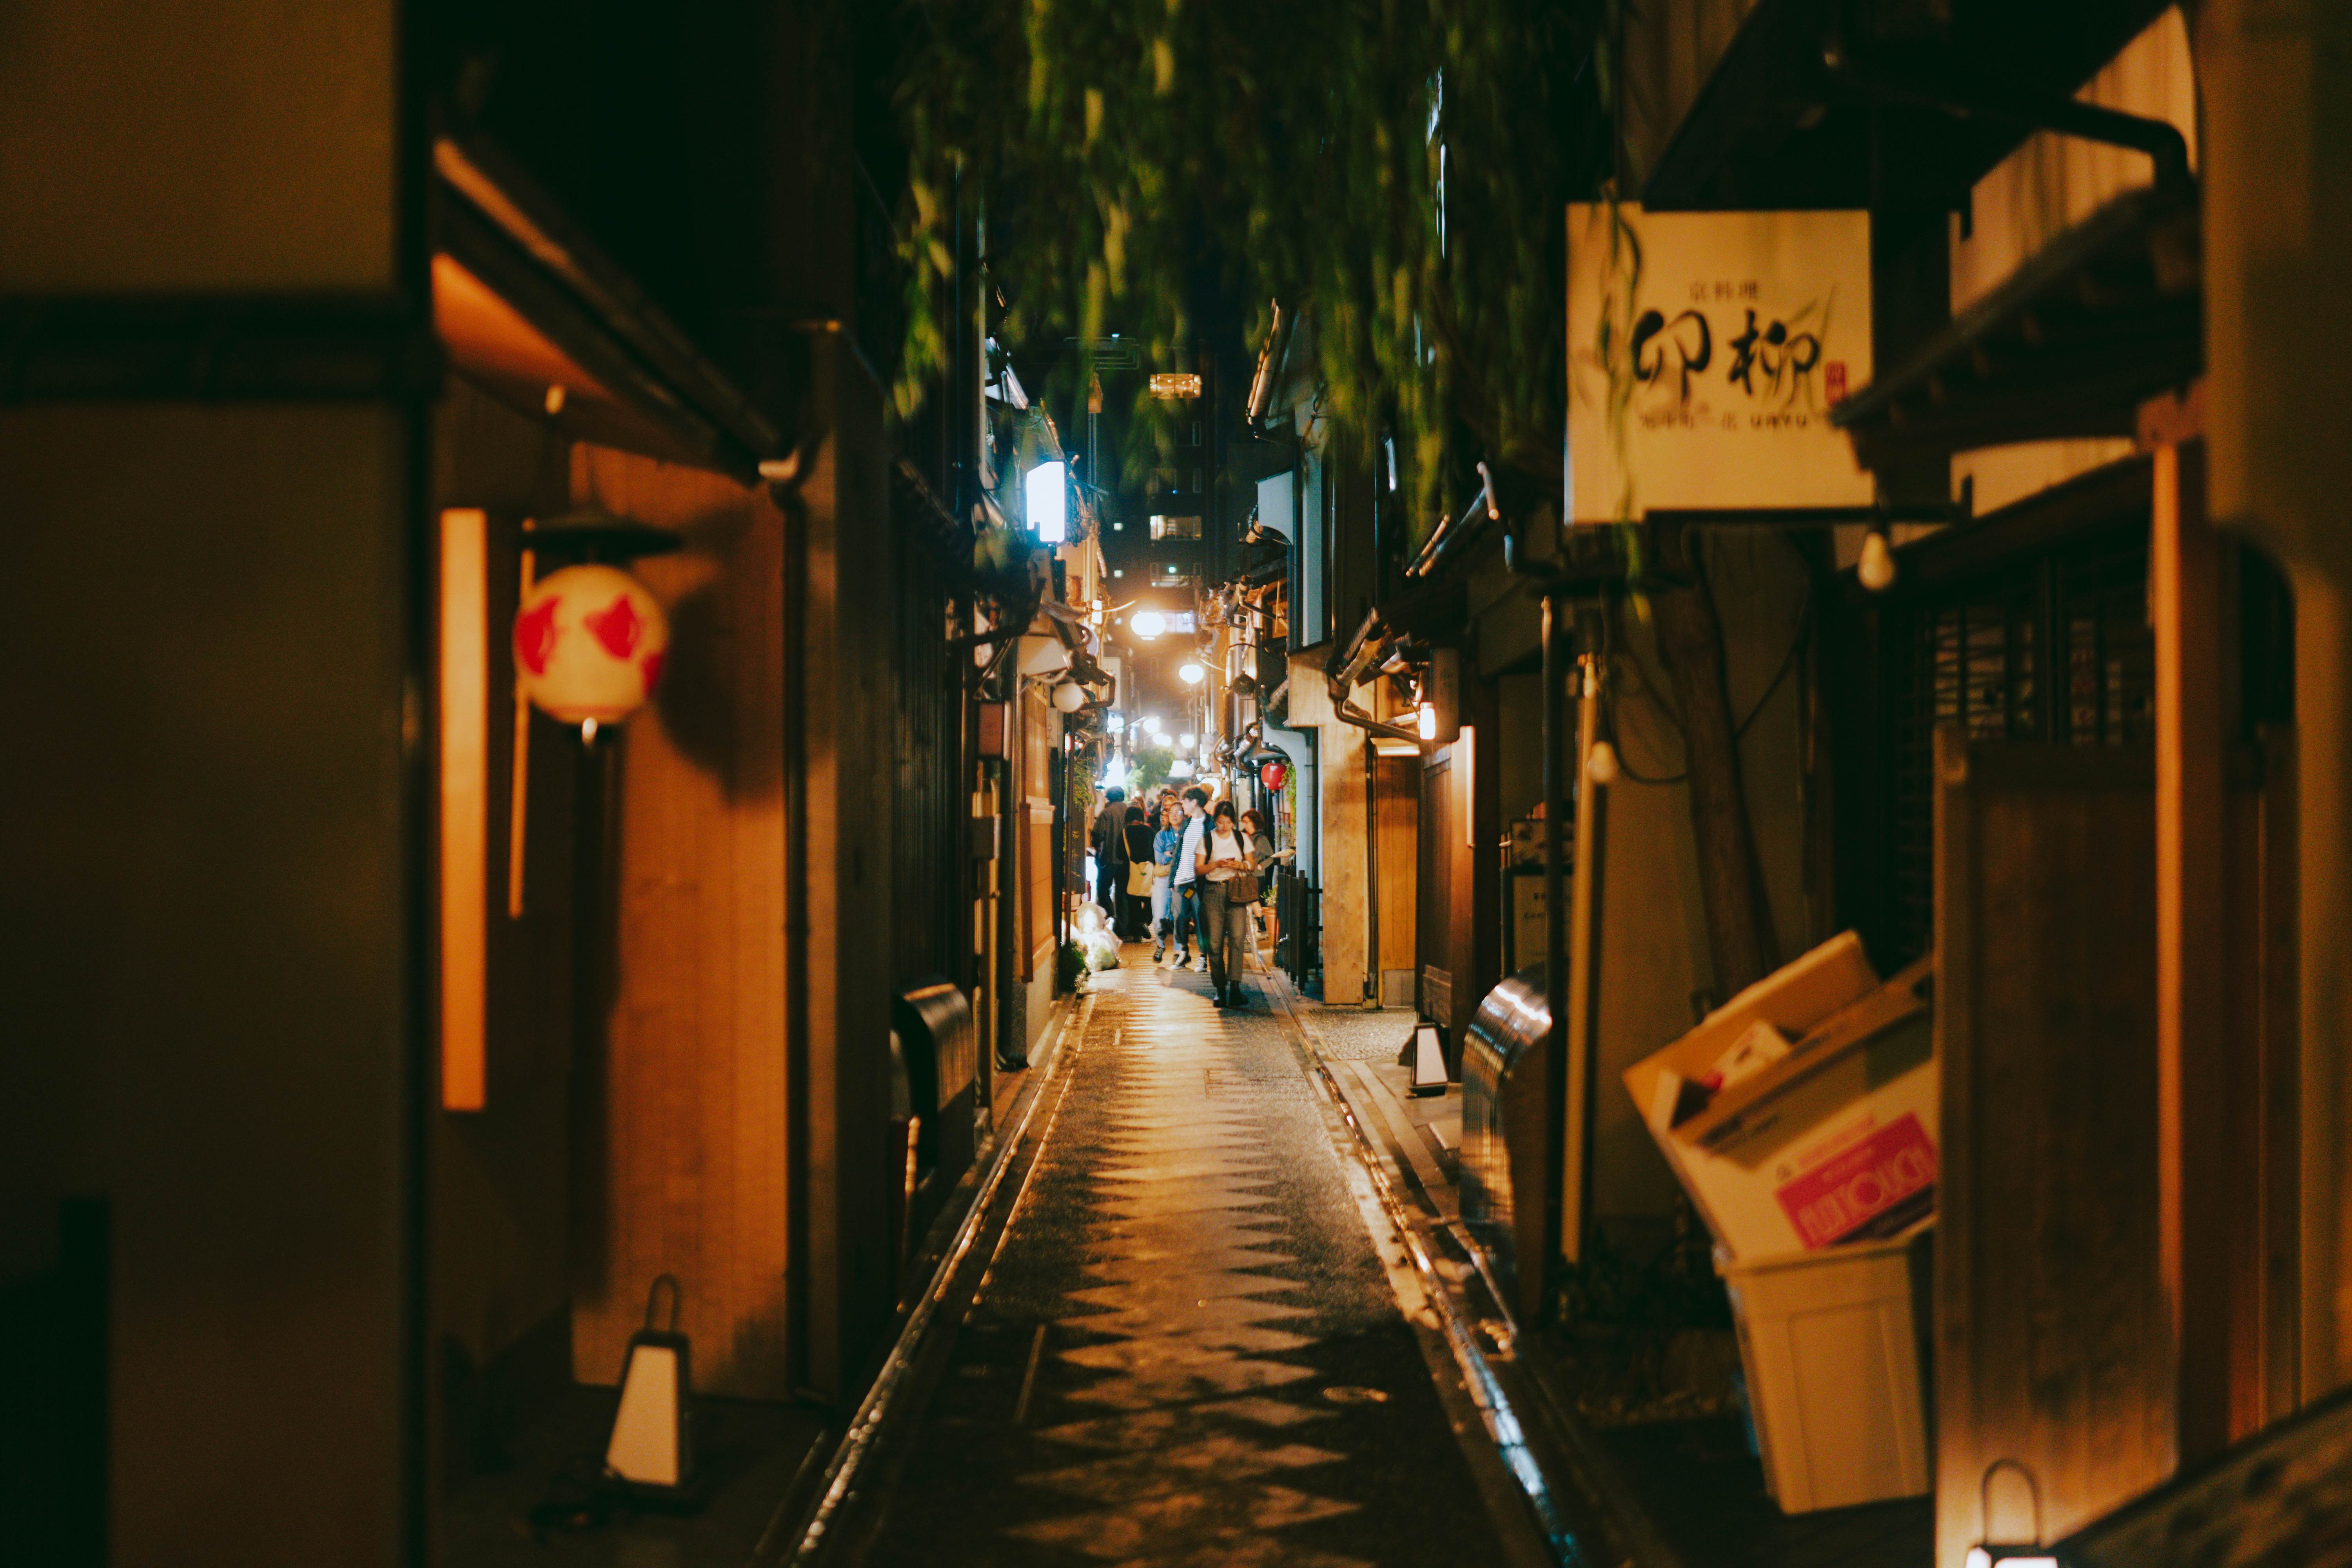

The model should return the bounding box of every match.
[1026,459,1068,544]
[1178,660,1205,685]
[1859,527,1897,592]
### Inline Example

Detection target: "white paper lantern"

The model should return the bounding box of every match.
[513,564,670,728]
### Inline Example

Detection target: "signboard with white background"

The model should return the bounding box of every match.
[1566,203,1874,523]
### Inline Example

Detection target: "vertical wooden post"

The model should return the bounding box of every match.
[439,508,490,1112]
[2154,438,2231,1463]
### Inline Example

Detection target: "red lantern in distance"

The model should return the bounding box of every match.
[1260,759,1288,791]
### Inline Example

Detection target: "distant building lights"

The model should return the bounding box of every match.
[1149,372,1203,398]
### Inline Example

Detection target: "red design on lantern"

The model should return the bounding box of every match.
[584,593,642,660]
[514,595,560,676]
[640,650,666,693]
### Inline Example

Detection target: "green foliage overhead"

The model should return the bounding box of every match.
[894,0,1611,535]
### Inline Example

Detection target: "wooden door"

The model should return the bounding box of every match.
[1935,733,2168,1561]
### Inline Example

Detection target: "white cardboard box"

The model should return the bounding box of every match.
[1720,1230,1931,1512]
[1624,935,1938,1261]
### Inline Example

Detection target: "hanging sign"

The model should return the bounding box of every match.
[1566,202,1873,523]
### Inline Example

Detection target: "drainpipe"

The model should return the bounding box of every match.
[1563,638,1606,1265]
[1495,463,1578,1303]
[1364,729,1381,1008]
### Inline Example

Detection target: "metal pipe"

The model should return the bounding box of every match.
[1539,594,1568,1296]
[1823,48,2194,190]
[1364,724,1381,1009]
[1562,644,1605,1265]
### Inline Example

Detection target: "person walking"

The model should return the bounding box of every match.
[1150,798,1183,960]
[1091,786,1128,917]
[1169,785,1210,969]
[1118,803,1155,941]
[1195,800,1259,1009]
[1240,807,1278,956]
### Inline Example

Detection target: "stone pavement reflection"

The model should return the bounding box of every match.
[862,950,1521,1566]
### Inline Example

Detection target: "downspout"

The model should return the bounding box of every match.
[1563,639,1606,1266]
[1365,731,1381,1008]
[1496,464,1580,1307]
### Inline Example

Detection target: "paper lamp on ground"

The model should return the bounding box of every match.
[514,564,669,737]
[606,1275,695,1501]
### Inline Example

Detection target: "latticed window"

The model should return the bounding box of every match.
[1883,525,2152,963]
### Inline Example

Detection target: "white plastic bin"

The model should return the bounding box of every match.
[1719,1232,1929,1514]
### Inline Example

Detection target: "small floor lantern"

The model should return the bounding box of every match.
[1966,1459,2059,1568]
[1401,1020,1449,1096]
[605,1274,697,1504]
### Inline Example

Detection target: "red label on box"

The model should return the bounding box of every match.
[1775,1113,1936,1249]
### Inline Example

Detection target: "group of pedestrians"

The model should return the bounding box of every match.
[1090,782,1276,1010]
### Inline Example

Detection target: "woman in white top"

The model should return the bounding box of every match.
[1194,800,1258,1009]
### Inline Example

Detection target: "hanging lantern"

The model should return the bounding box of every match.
[514,564,669,730]
[1052,680,1087,713]
[1260,759,1288,791]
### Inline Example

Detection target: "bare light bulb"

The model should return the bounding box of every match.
[1586,739,1620,786]
[1858,529,1897,592]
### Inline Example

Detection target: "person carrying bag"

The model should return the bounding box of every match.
[1194,800,1258,1009]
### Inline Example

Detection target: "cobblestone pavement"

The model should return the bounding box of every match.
[860,950,1531,1566]
[1285,1002,1421,1063]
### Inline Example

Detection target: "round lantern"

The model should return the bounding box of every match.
[1260,759,1288,791]
[513,564,670,731]
[1051,680,1086,713]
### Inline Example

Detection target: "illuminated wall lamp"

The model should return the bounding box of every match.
[1178,659,1205,684]
[1416,701,1437,742]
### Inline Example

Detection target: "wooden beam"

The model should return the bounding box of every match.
[438,508,489,1112]
[2154,438,2231,1463]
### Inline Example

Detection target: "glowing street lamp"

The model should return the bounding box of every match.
[1178,659,1205,684]
[1178,733,1195,751]
[1142,714,1162,735]
[1130,610,1167,639]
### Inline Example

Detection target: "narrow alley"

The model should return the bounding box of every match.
[829,956,1549,1567]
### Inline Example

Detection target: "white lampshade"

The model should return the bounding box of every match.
[513,564,669,728]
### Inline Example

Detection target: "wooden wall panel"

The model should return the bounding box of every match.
[1376,753,1419,993]
[565,445,791,1399]
[1936,735,2169,1564]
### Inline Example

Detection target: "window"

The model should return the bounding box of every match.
[1879,523,2154,964]
[1150,515,1201,540]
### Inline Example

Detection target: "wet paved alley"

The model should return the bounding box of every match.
[843,953,1547,1567]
